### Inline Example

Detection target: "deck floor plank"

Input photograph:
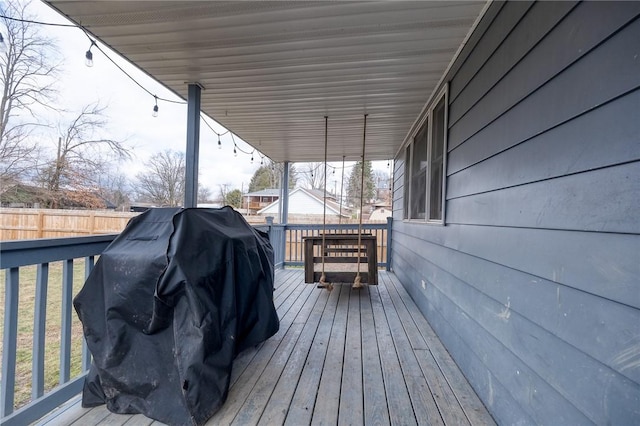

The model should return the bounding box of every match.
[338,286,364,425]
[381,272,470,426]
[385,273,497,426]
[207,283,319,425]
[231,283,330,425]
[36,270,494,426]
[121,414,154,426]
[376,275,443,426]
[361,286,391,426]
[95,412,133,425]
[369,284,417,426]
[279,286,341,425]
[228,272,308,388]
[70,404,111,425]
[309,285,350,425]
[261,285,340,424]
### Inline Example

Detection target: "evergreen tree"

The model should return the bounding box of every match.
[346,160,376,208]
[225,189,242,208]
[248,160,296,192]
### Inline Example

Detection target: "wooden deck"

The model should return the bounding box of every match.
[35,269,494,426]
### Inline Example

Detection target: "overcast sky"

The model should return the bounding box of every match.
[18,1,389,197]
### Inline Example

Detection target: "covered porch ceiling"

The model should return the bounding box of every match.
[45,1,487,163]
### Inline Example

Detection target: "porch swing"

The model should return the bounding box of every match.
[303,115,379,289]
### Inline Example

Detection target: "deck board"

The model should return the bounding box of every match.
[36,269,494,426]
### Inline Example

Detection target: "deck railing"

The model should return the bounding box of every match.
[263,217,392,269]
[0,234,117,426]
[0,219,393,425]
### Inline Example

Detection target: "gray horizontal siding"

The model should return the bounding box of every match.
[447,88,640,199]
[392,1,640,424]
[392,157,405,221]
[393,244,639,425]
[449,12,640,174]
[447,161,640,233]
[448,0,578,130]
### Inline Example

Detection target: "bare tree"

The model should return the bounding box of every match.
[299,162,325,190]
[96,167,133,210]
[37,104,131,207]
[1,0,60,183]
[136,150,185,207]
[198,184,213,203]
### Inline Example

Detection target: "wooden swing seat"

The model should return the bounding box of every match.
[303,233,378,285]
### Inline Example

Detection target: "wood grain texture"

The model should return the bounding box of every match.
[36,270,494,426]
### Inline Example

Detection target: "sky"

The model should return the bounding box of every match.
[7,1,390,199]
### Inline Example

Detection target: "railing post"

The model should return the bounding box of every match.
[82,256,95,372]
[60,260,73,384]
[1,268,19,417]
[33,263,49,399]
[386,216,393,271]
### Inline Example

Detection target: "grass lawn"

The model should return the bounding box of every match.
[0,259,88,410]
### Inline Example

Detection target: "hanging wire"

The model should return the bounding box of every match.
[339,155,345,224]
[319,116,330,290]
[1,13,272,163]
[353,114,368,289]
[0,15,78,27]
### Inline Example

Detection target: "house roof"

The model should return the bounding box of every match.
[44,1,488,163]
[304,188,348,215]
[257,187,349,216]
[244,189,280,197]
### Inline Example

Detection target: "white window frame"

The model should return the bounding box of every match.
[403,84,448,225]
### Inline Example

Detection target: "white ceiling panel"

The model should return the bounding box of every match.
[45,1,486,162]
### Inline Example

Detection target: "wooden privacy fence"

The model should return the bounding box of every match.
[0,208,139,241]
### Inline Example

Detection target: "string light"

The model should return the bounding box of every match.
[85,40,95,67]
[387,159,390,168]
[2,13,274,165]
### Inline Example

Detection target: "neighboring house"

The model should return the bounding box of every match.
[368,204,392,222]
[258,187,349,218]
[242,188,280,214]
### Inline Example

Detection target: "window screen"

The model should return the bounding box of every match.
[429,96,446,221]
[410,122,428,219]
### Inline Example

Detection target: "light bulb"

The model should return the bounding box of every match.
[233,146,237,157]
[152,96,158,117]
[218,135,222,149]
[251,155,254,164]
[85,40,95,67]
[85,49,93,67]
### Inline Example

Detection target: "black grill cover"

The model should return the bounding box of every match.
[74,207,279,425]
